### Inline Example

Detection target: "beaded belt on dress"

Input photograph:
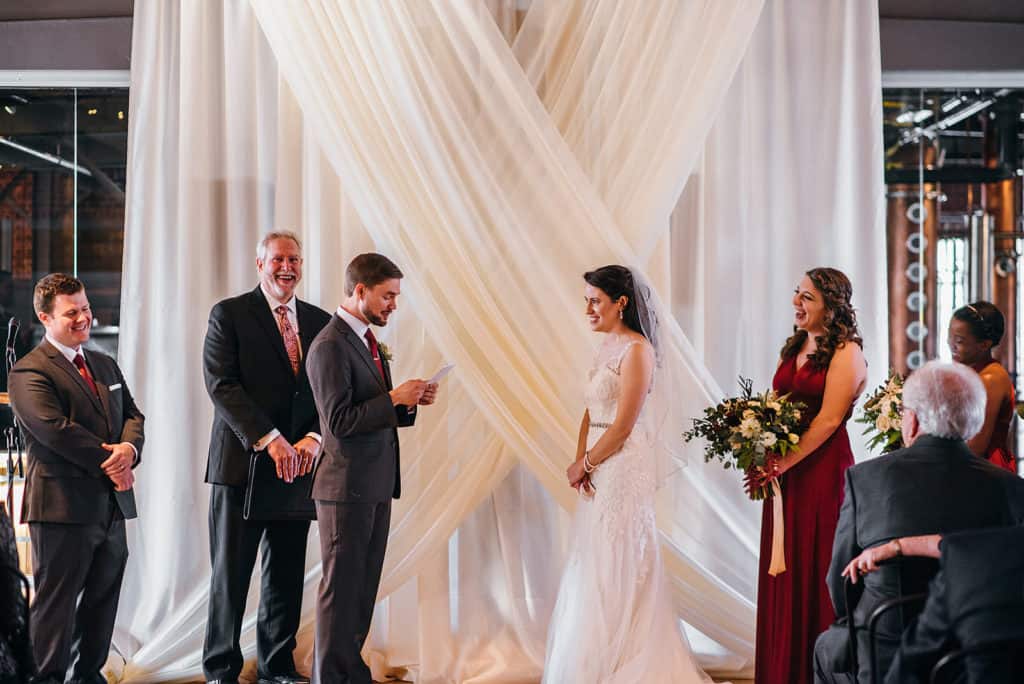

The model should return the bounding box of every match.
[589,421,611,429]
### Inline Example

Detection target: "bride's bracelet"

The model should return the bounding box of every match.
[583,451,597,473]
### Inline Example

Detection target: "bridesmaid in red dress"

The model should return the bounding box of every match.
[754,268,867,684]
[948,301,1017,473]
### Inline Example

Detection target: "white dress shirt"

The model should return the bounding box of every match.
[45,332,84,364]
[337,306,370,348]
[261,282,300,343]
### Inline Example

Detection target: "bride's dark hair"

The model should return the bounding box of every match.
[780,267,863,369]
[583,265,644,336]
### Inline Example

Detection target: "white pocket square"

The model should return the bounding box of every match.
[108,383,122,391]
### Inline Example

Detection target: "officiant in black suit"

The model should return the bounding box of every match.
[9,273,144,684]
[306,253,437,684]
[202,231,331,684]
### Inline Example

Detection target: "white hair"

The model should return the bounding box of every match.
[256,230,302,261]
[903,360,986,440]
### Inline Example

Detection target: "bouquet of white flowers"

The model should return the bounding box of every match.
[683,377,806,500]
[856,371,904,454]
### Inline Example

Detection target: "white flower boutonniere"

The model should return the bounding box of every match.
[378,341,393,363]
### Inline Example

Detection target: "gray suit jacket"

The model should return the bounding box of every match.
[9,340,145,523]
[307,315,415,503]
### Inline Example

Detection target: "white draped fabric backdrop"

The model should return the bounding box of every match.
[113,1,884,681]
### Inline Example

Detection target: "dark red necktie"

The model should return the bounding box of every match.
[73,353,99,396]
[364,329,385,380]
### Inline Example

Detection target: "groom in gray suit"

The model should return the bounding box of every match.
[306,253,437,684]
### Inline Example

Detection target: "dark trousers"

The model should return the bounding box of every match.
[313,500,391,684]
[28,503,127,684]
[814,623,857,684]
[815,619,901,684]
[203,484,311,681]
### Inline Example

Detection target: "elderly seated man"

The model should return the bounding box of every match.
[813,360,1024,684]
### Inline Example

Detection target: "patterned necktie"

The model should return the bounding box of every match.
[275,305,300,376]
[72,353,98,396]
[364,329,385,380]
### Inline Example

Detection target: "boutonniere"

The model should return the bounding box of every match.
[378,341,393,363]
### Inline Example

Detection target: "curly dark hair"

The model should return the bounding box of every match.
[33,272,84,315]
[951,300,1004,346]
[583,265,644,336]
[779,267,863,369]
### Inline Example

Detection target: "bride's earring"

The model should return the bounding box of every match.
[618,308,624,320]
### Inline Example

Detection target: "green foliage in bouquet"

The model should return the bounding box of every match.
[855,370,904,454]
[683,377,807,481]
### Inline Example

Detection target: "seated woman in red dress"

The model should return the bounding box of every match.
[755,267,867,684]
[948,301,1017,473]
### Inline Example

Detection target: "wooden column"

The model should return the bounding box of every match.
[887,181,939,375]
[983,102,1019,379]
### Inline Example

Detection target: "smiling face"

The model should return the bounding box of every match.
[356,278,401,327]
[39,290,92,348]
[947,317,991,365]
[792,275,827,334]
[585,284,626,333]
[257,237,303,302]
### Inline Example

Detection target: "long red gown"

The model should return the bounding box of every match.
[755,355,854,684]
[972,359,1017,473]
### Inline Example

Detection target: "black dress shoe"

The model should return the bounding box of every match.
[257,674,311,684]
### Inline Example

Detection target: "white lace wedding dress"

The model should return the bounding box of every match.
[542,339,713,683]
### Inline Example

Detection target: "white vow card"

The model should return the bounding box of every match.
[428,363,455,384]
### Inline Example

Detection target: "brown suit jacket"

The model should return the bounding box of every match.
[9,340,144,523]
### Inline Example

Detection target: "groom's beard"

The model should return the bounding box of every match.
[359,301,389,327]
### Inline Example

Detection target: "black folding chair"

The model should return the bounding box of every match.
[843,576,861,673]
[930,638,1024,684]
[0,561,31,683]
[843,555,938,684]
[866,592,928,684]
[0,563,29,636]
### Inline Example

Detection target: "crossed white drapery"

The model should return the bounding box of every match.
[115,1,883,681]
[247,0,763,654]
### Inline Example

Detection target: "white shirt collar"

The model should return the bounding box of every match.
[337,306,370,344]
[260,282,297,317]
[45,333,82,363]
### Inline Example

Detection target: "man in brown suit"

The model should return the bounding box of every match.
[9,273,144,684]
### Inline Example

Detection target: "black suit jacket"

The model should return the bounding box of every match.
[203,286,331,487]
[306,314,415,503]
[829,435,1024,627]
[9,340,145,523]
[886,525,1024,684]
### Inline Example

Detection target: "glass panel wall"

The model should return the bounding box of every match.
[0,86,128,574]
[0,87,129,353]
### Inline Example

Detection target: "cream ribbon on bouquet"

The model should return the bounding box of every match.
[768,479,785,575]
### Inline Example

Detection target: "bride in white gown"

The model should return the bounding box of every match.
[542,265,713,684]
